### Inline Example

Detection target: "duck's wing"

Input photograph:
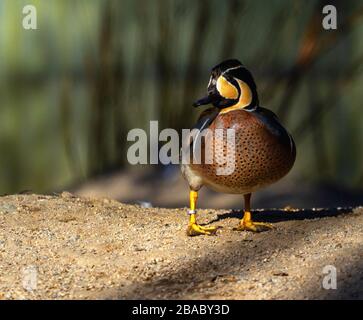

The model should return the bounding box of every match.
[254,107,296,156]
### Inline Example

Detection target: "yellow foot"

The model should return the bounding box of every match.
[234,220,273,233]
[186,223,217,236]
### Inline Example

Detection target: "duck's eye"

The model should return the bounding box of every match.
[216,76,239,99]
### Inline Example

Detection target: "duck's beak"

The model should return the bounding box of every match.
[193,93,220,107]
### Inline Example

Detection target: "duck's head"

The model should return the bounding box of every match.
[193,59,259,110]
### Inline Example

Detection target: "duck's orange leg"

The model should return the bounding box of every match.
[186,190,217,236]
[235,193,273,232]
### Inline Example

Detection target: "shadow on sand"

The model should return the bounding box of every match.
[212,207,354,224]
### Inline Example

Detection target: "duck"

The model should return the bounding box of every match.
[181,59,296,236]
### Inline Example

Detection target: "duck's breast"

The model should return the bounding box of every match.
[189,108,295,194]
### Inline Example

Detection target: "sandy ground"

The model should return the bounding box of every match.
[0,192,362,300]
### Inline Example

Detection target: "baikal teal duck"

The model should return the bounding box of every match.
[181,59,296,236]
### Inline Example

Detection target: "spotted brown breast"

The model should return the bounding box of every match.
[187,107,296,194]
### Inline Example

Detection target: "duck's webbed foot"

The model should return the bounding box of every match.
[234,211,273,232]
[187,216,217,236]
[185,190,218,236]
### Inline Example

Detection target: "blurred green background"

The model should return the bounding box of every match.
[0,0,363,207]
